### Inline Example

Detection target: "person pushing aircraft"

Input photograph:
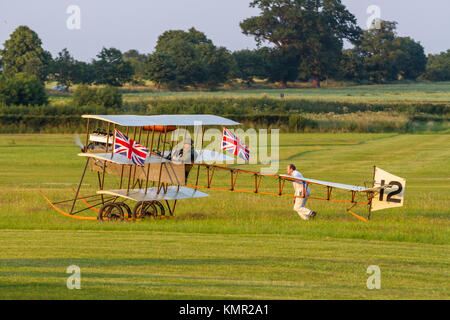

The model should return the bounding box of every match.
[287,164,317,220]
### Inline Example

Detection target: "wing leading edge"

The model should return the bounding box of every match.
[279,174,374,192]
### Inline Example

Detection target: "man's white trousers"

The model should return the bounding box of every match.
[293,188,312,220]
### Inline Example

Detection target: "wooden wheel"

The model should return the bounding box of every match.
[117,202,132,219]
[98,203,124,221]
[153,201,166,217]
[132,201,157,219]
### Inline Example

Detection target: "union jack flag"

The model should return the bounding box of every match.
[221,127,250,162]
[114,129,149,166]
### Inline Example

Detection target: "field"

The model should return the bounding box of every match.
[120,82,450,103]
[46,82,450,104]
[0,133,449,299]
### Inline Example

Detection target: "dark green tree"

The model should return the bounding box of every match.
[147,28,233,89]
[199,45,234,89]
[335,49,366,82]
[73,61,95,85]
[51,48,77,89]
[393,37,427,80]
[422,50,450,81]
[92,47,133,86]
[95,85,123,108]
[155,28,211,51]
[123,49,148,84]
[232,49,266,86]
[260,46,301,87]
[0,72,48,105]
[72,84,96,106]
[356,21,400,83]
[146,52,177,89]
[0,26,52,81]
[240,0,361,87]
[162,28,208,87]
[356,21,427,82]
[49,49,95,87]
[297,29,342,84]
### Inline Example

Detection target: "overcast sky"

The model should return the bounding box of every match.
[1,0,449,61]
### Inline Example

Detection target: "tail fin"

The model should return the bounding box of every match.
[371,167,406,212]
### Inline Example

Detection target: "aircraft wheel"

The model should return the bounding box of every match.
[117,202,132,219]
[133,201,157,219]
[153,201,166,217]
[98,203,124,221]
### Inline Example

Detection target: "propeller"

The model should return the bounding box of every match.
[74,134,86,152]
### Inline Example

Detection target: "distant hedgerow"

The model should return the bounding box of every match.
[72,84,122,108]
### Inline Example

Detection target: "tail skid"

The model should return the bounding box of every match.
[39,191,98,220]
[40,191,166,221]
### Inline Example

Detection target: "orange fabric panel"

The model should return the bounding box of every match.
[143,126,177,133]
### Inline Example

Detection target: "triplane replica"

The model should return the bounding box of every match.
[41,114,406,222]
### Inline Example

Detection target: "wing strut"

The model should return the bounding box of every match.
[70,158,90,215]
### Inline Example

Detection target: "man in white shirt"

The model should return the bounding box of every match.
[286,164,317,220]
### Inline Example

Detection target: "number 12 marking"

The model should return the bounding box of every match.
[379,180,402,203]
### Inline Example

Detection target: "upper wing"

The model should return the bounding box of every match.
[82,114,240,127]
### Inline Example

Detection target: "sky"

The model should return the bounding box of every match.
[0,0,449,61]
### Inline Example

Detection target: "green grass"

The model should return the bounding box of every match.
[48,82,450,105]
[0,133,449,299]
[0,230,447,299]
[122,82,450,104]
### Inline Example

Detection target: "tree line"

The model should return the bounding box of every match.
[0,0,449,104]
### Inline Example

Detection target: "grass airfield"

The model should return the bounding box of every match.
[120,82,450,103]
[0,133,448,299]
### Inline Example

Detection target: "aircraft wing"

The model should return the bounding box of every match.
[78,152,170,165]
[194,150,235,163]
[82,114,240,127]
[161,150,235,163]
[97,186,209,201]
[279,174,375,192]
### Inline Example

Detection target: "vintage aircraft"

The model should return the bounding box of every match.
[41,114,406,222]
